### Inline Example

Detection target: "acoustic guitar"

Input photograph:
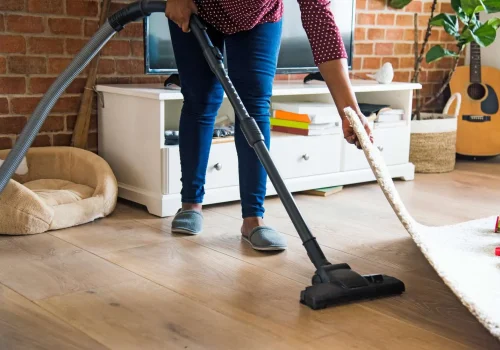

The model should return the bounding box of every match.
[449,41,500,157]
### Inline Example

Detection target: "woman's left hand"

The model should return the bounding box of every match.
[342,111,373,150]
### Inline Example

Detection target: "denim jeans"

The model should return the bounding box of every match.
[169,19,282,218]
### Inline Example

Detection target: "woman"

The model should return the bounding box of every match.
[165,0,373,251]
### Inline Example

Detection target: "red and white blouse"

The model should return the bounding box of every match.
[194,0,348,65]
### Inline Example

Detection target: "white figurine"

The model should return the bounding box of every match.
[367,62,394,84]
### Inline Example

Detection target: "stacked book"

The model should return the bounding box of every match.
[270,102,341,136]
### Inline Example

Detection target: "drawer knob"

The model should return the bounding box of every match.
[214,163,222,171]
[302,154,310,161]
[377,145,384,152]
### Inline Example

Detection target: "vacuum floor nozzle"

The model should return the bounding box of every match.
[300,265,405,310]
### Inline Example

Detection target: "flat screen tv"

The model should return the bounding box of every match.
[143,0,355,75]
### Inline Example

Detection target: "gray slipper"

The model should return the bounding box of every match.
[242,226,287,251]
[171,209,203,235]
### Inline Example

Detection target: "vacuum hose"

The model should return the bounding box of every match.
[0,0,167,194]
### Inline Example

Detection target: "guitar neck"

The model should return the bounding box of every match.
[470,42,482,83]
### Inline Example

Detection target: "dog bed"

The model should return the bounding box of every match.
[0,147,117,235]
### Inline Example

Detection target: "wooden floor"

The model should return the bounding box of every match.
[1,158,499,350]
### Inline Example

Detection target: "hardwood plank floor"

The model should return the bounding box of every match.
[0,158,499,349]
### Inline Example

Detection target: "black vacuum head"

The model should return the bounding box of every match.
[300,264,405,310]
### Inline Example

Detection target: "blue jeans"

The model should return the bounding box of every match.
[169,19,282,218]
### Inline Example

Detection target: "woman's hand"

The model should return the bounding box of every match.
[342,112,373,149]
[165,0,198,33]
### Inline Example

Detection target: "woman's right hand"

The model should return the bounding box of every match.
[165,0,198,33]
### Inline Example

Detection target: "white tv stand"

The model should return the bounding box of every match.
[96,80,421,217]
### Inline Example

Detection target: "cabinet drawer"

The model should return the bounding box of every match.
[340,125,409,172]
[163,142,239,194]
[270,133,341,179]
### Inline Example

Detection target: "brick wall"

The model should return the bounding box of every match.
[0,0,459,151]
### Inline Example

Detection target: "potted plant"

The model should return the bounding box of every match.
[389,0,500,173]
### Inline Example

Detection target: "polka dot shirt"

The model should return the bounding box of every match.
[194,0,347,65]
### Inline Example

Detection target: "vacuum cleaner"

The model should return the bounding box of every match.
[0,0,405,310]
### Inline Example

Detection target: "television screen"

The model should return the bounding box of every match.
[144,0,355,74]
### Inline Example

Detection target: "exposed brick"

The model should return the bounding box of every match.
[418,15,431,28]
[29,77,55,94]
[66,77,87,94]
[6,15,44,34]
[28,37,64,54]
[400,57,415,69]
[0,98,9,114]
[368,0,386,10]
[117,23,143,38]
[363,57,381,70]
[429,29,440,42]
[131,41,143,57]
[116,59,143,75]
[0,57,6,74]
[102,40,131,56]
[394,71,411,82]
[40,115,65,132]
[109,2,129,14]
[53,96,80,113]
[53,133,72,146]
[97,59,115,74]
[356,0,367,10]
[96,76,131,84]
[49,18,82,35]
[382,57,399,69]
[440,2,453,13]
[28,0,64,14]
[395,43,413,55]
[84,19,99,37]
[440,30,456,42]
[0,15,4,31]
[66,114,77,130]
[396,14,414,27]
[0,116,27,134]
[0,77,26,94]
[367,29,384,40]
[355,43,373,55]
[66,0,99,17]
[386,29,404,41]
[66,38,88,55]
[48,57,72,74]
[375,43,394,56]
[0,35,26,54]
[0,137,13,150]
[89,113,97,130]
[11,97,40,114]
[0,0,24,11]
[352,57,362,71]
[357,13,376,26]
[8,56,46,74]
[377,14,395,26]
[31,134,51,147]
[405,1,423,12]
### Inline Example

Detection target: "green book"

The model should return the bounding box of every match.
[301,186,343,197]
[270,118,309,130]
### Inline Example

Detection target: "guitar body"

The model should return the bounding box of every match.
[449,65,500,156]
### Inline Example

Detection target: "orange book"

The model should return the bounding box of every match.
[273,110,310,123]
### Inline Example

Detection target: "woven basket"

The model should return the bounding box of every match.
[410,93,461,173]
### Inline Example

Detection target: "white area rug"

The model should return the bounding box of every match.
[344,107,500,340]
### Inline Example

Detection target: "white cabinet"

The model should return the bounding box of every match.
[97,81,420,217]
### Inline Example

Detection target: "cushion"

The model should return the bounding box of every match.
[0,147,118,235]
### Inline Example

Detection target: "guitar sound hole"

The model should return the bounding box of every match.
[467,83,486,100]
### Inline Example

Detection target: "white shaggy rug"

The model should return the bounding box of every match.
[344,107,500,340]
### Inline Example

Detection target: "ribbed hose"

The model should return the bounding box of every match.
[0,22,116,194]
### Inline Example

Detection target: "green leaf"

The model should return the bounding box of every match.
[451,0,461,12]
[472,22,497,45]
[482,0,500,13]
[460,0,486,15]
[487,17,500,28]
[426,45,459,63]
[389,0,413,9]
[430,14,460,36]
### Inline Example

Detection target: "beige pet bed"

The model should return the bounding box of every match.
[0,147,117,235]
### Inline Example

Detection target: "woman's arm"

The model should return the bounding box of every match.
[297,0,373,147]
